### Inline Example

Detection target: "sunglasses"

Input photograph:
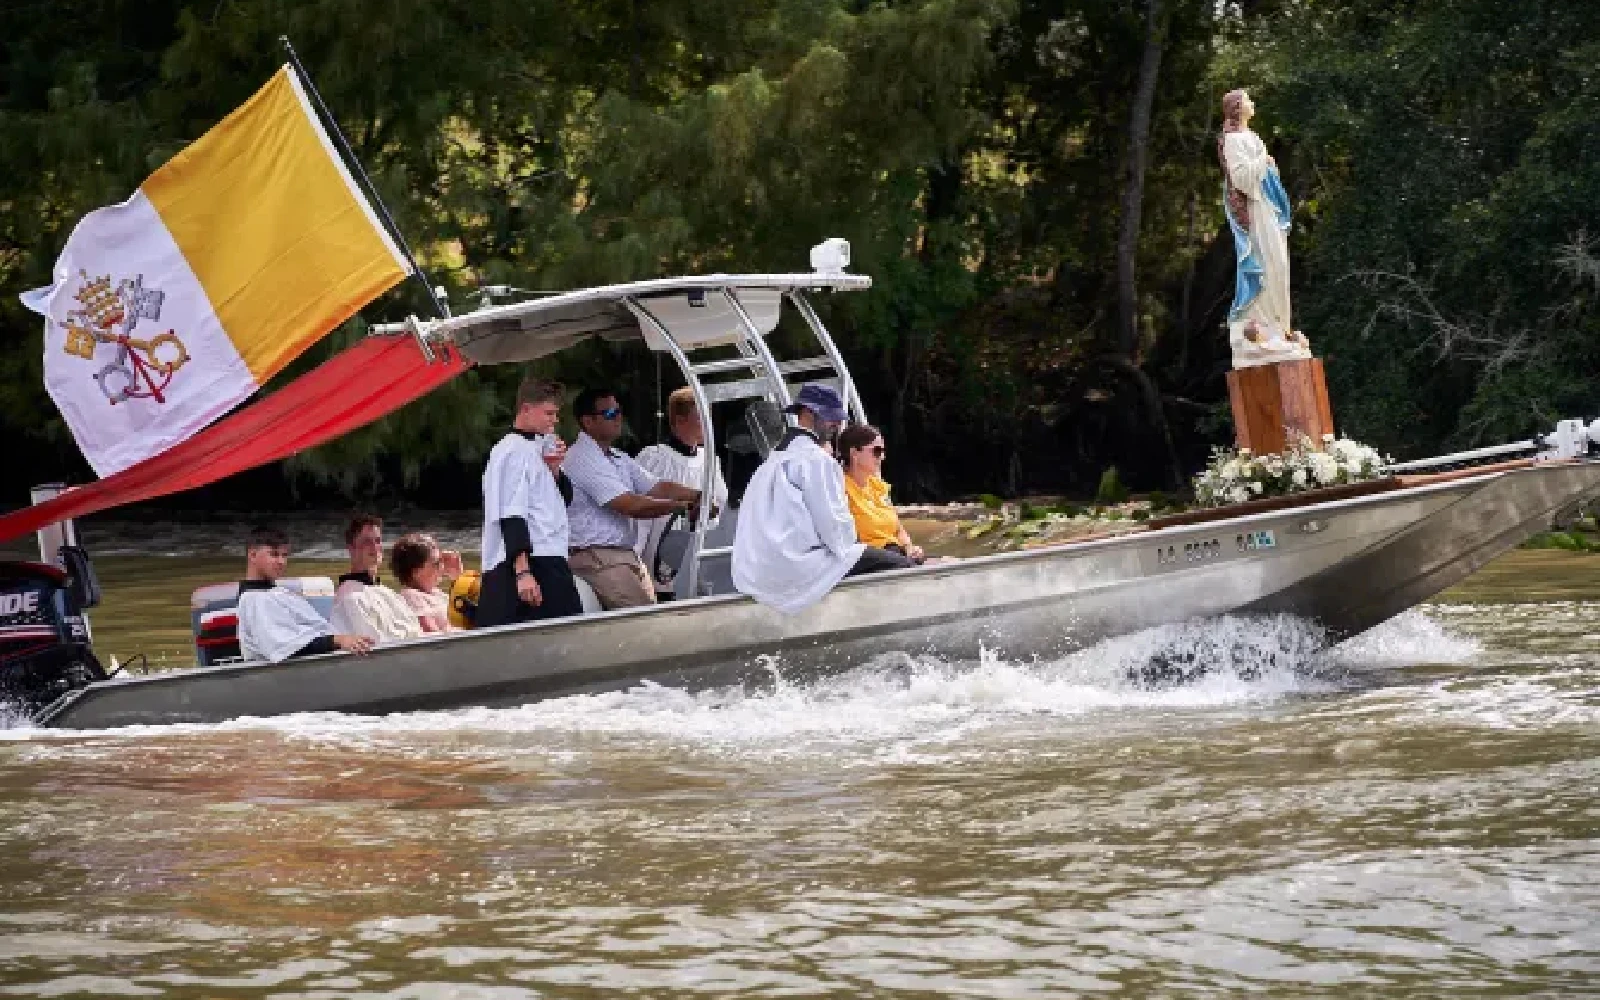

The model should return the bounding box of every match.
[869,445,885,458]
[592,406,622,420]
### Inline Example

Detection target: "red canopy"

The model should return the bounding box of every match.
[0,336,467,544]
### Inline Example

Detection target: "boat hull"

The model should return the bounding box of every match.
[39,462,1600,729]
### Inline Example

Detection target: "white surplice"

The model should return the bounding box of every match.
[329,584,423,644]
[237,586,333,663]
[732,430,864,614]
[634,439,729,593]
[481,431,570,572]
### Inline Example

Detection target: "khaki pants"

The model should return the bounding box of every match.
[568,546,656,610]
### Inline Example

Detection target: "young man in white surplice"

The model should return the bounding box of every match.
[235,526,373,663]
[477,377,584,627]
[633,386,729,599]
[734,383,908,615]
[336,514,386,597]
[328,513,428,644]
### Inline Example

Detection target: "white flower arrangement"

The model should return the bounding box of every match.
[1193,433,1390,508]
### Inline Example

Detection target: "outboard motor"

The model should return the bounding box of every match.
[0,560,106,718]
[0,486,108,720]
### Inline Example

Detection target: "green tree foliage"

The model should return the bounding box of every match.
[2,0,1596,506]
[1225,0,1600,454]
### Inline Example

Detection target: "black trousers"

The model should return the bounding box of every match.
[846,545,917,577]
[476,555,584,627]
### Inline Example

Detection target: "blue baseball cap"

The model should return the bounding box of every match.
[783,383,848,423]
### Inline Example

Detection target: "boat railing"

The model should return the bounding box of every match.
[1383,418,1600,474]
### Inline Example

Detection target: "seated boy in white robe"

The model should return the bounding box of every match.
[235,526,375,663]
[326,513,428,644]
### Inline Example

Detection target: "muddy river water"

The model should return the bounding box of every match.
[0,547,1597,996]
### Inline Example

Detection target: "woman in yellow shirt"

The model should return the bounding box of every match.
[837,424,925,565]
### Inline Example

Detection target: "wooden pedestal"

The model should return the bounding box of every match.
[1226,357,1334,454]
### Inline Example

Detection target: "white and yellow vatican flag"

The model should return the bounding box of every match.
[20,66,411,477]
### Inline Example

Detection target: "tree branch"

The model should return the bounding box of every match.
[1341,269,1539,376]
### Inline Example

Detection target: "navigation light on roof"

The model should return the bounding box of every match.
[810,238,851,275]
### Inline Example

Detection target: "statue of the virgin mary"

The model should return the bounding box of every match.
[1219,89,1311,368]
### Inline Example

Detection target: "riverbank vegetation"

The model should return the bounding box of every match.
[3,0,1597,508]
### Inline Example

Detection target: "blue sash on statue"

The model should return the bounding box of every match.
[1225,165,1292,322]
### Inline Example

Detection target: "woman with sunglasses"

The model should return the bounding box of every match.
[838,424,923,567]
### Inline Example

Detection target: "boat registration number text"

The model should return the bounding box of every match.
[1157,538,1221,565]
[1238,530,1276,551]
[1156,529,1276,567]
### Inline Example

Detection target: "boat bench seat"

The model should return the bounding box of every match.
[190,577,337,667]
[573,576,604,615]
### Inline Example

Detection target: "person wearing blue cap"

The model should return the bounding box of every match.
[732,384,910,613]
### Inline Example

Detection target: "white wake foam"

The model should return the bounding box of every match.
[1327,609,1480,667]
[1,614,1371,746]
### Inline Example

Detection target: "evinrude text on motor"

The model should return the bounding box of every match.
[0,485,107,718]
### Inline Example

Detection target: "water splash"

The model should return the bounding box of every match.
[1325,605,1598,732]
[1061,613,1335,689]
[1327,609,1480,668]
[0,613,1368,746]
[0,700,32,730]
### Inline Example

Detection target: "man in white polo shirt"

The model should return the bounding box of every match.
[563,387,701,609]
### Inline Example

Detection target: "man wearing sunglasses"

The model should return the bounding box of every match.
[563,387,701,609]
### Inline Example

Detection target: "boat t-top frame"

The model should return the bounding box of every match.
[373,257,872,599]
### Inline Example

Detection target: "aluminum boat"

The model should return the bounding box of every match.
[12,260,1600,728]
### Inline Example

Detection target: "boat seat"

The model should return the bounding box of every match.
[572,575,604,615]
[190,577,337,666]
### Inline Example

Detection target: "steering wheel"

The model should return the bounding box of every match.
[653,509,688,588]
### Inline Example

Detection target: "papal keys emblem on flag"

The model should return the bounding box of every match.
[22,65,410,477]
[60,271,190,405]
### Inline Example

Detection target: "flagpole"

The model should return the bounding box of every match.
[279,36,450,319]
